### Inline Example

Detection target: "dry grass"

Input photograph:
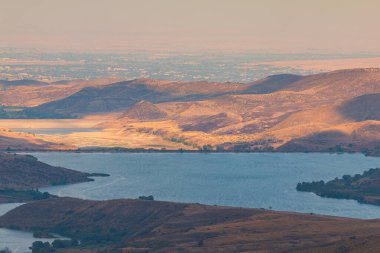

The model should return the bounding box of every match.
[4,197,380,252]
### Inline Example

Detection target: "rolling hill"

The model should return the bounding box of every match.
[2,197,380,252]
[0,79,48,86]
[339,93,380,121]
[0,78,121,107]
[0,153,93,190]
[121,100,168,121]
[0,128,73,151]
[2,68,380,153]
[24,75,305,118]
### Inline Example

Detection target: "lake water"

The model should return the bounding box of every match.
[27,152,380,219]
[3,152,380,252]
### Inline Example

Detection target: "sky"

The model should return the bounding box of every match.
[1,0,380,53]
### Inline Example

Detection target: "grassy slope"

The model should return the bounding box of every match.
[2,197,380,252]
[2,69,380,152]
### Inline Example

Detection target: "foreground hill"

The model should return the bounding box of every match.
[0,153,94,191]
[1,197,380,252]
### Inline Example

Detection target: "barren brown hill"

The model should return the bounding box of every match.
[0,78,121,107]
[0,79,48,86]
[278,122,380,156]
[293,235,380,253]
[25,75,306,118]
[26,79,241,117]
[0,153,95,191]
[286,68,380,96]
[2,197,380,252]
[3,69,380,153]
[243,73,304,93]
[112,68,380,152]
[0,128,73,150]
[121,100,168,121]
[339,93,380,121]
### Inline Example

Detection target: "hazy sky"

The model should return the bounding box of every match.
[1,0,380,53]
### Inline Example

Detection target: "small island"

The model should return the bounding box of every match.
[297,168,380,206]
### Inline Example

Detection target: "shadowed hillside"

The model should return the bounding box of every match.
[0,153,94,190]
[0,78,121,107]
[0,128,73,151]
[2,69,380,153]
[121,100,168,121]
[23,75,305,118]
[2,197,380,252]
[243,73,304,94]
[0,79,48,86]
[339,93,380,121]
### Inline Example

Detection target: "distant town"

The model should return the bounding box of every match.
[1,48,376,83]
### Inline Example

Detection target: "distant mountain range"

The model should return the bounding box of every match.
[1,68,380,153]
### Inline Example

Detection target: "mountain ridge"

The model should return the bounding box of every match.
[2,68,380,153]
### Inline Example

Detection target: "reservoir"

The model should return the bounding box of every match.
[32,152,380,219]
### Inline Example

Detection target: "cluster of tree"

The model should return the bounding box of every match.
[33,231,56,239]
[361,145,380,157]
[220,139,279,152]
[298,168,380,193]
[201,145,213,152]
[138,195,154,200]
[169,137,193,147]
[0,247,11,253]
[0,189,53,201]
[50,222,131,246]
[328,144,346,153]
[296,180,325,192]
[296,168,380,206]
[30,239,79,253]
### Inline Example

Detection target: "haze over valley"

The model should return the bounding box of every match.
[2,0,380,252]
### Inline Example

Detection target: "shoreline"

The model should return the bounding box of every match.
[2,197,380,252]
[2,149,374,156]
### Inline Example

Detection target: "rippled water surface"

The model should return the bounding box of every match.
[30,152,380,219]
